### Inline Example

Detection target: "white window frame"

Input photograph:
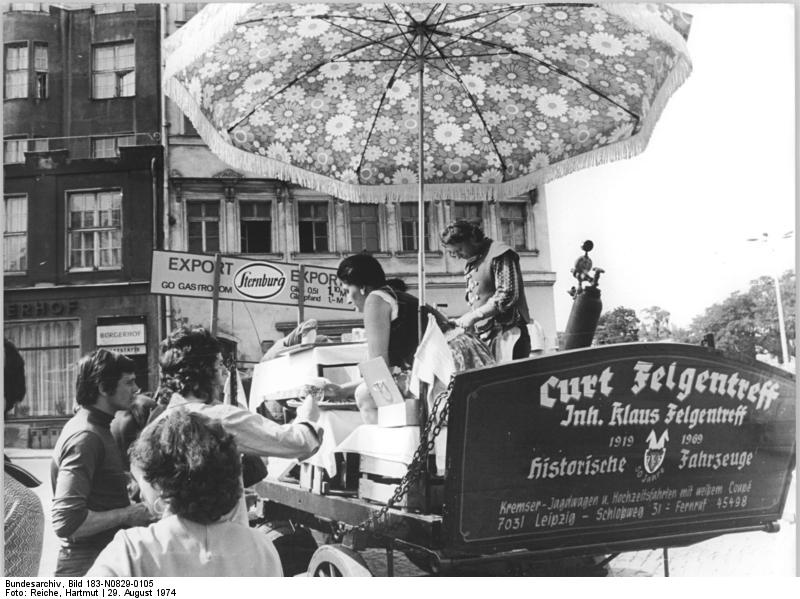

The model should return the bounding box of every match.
[4,137,28,164]
[66,188,123,272]
[348,203,381,252]
[92,42,135,99]
[91,134,135,158]
[93,3,135,14]
[498,200,529,251]
[398,202,433,252]
[186,200,222,254]
[4,194,28,273]
[4,4,50,13]
[239,199,273,254]
[33,42,47,99]
[4,43,29,99]
[296,200,332,254]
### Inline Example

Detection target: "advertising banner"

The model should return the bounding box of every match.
[150,250,352,311]
[444,343,796,554]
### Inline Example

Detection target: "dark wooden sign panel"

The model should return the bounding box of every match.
[443,343,795,555]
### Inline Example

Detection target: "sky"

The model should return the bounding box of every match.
[545,3,796,330]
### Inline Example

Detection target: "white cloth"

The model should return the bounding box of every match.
[250,342,369,407]
[335,425,420,464]
[302,409,363,477]
[223,369,248,408]
[494,327,521,363]
[528,320,546,352]
[371,289,399,321]
[410,315,455,408]
[87,514,283,577]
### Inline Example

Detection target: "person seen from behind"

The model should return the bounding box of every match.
[88,409,282,577]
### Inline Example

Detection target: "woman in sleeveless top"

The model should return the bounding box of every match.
[333,253,420,423]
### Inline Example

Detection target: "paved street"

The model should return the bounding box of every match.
[11,448,795,577]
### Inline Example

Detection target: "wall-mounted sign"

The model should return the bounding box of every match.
[4,300,79,320]
[444,343,796,555]
[150,250,352,312]
[97,323,146,346]
[107,344,147,355]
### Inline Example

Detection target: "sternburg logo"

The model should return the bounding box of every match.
[234,262,286,300]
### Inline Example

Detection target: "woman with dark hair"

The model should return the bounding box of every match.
[333,253,420,423]
[153,326,322,523]
[87,409,282,576]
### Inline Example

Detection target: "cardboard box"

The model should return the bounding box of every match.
[359,455,409,479]
[377,399,419,427]
[358,476,443,511]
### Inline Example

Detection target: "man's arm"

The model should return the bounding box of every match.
[69,504,153,540]
[202,403,322,460]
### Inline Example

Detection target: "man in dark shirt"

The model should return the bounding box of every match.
[51,349,153,576]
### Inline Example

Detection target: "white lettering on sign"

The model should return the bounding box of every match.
[539,367,614,408]
[631,361,780,411]
[233,263,286,300]
[97,324,146,346]
[105,344,146,355]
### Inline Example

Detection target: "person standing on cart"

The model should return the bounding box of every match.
[441,220,532,362]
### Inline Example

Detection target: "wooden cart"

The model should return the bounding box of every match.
[250,343,796,576]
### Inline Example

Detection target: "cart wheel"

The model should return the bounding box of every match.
[308,544,373,577]
[256,523,318,577]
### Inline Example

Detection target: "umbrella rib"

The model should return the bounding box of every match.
[224,33,409,132]
[425,36,509,177]
[442,32,641,127]
[317,15,412,60]
[384,4,415,50]
[436,6,525,53]
[354,54,413,180]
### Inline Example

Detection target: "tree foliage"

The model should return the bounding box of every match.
[639,306,672,341]
[596,306,640,345]
[684,270,796,363]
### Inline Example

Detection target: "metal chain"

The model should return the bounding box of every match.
[353,376,456,536]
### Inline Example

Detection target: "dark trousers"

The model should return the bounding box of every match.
[512,324,531,360]
[54,544,103,577]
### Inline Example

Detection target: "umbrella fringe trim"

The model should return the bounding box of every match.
[604,4,691,57]
[165,52,691,204]
[164,3,255,79]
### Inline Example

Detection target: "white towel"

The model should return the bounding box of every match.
[410,315,455,408]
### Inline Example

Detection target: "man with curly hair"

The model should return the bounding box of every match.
[153,326,322,524]
[88,409,282,576]
[50,349,154,576]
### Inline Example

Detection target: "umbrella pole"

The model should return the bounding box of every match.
[416,34,432,513]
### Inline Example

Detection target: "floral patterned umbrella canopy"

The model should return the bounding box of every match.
[164,2,692,204]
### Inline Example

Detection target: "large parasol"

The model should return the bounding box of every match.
[164,2,692,309]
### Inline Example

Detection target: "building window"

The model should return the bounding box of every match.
[91,134,135,158]
[187,201,220,253]
[4,138,27,164]
[5,320,80,417]
[5,44,28,99]
[30,138,48,152]
[33,43,47,99]
[240,201,271,253]
[67,190,122,270]
[452,202,483,225]
[93,3,135,13]
[349,204,380,252]
[298,202,329,253]
[500,202,527,250]
[400,203,431,251]
[92,43,135,99]
[176,3,201,26]
[4,195,27,273]
[5,4,50,12]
